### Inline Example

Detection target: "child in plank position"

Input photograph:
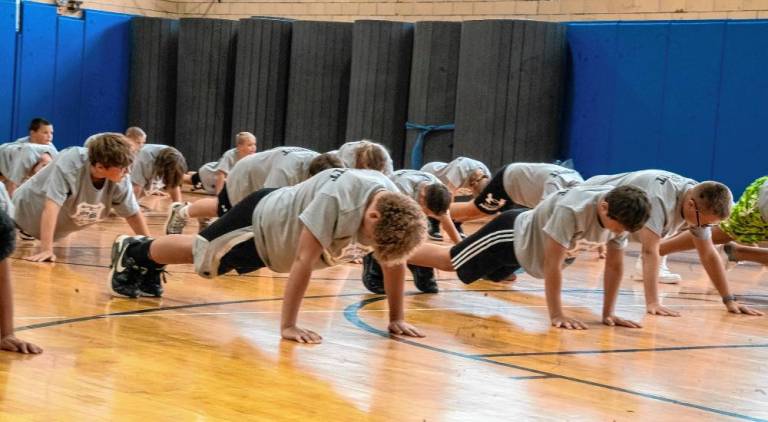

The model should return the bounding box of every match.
[420,157,491,241]
[14,117,56,151]
[334,140,394,175]
[0,207,43,354]
[183,132,257,195]
[165,146,341,234]
[365,185,651,329]
[360,169,456,294]
[109,168,427,343]
[660,175,768,300]
[12,133,149,262]
[584,170,761,317]
[0,142,57,196]
[130,144,187,203]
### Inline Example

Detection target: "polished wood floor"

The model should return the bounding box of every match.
[2,193,767,420]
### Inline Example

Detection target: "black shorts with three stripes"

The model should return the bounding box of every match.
[449,209,526,284]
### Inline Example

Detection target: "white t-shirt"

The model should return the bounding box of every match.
[514,185,628,279]
[0,142,57,186]
[226,147,319,205]
[421,157,490,196]
[390,169,441,202]
[196,149,241,194]
[130,144,172,190]
[502,163,584,208]
[335,141,394,175]
[252,168,398,273]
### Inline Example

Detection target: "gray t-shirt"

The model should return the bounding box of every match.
[502,163,584,209]
[390,169,441,202]
[252,168,398,273]
[759,178,768,222]
[336,141,394,175]
[14,136,58,152]
[130,144,169,190]
[12,147,139,240]
[514,185,629,279]
[197,149,241,194]
[226,147,319,205]
[0,142,57,186]
[584,170,709,239]
[420,157,491,196]
[0,182,13,219]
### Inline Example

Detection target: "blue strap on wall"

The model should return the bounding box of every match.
[405,122,454,169]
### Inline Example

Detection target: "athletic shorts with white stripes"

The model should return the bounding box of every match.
[449,209,525,283]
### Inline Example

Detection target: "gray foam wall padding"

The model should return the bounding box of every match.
[405,21,461,168]
[128,17,178,147]
[175,18,238,169]
[453,20,566,171]
[346,20,414,169]
[284,21,352,152]
[231,17,292,150]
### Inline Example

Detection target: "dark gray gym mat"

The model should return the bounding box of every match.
[405,21,461,169]
[284,21,352,152]
[346,20,414,169]
[175,18,238,169]
[128,17,178,146]
[231,17,292,150]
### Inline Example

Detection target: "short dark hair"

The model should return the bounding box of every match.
[29,118,52,132]
[88,133,134,169]
[423,183,451,216]
[604,185,651,232]
[308,152,343,176]
[154,147,187,188]
[693,181,732,219]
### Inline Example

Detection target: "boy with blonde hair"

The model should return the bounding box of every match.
[183,131,257,195]
[12,133,149,262]
[109,169,427,343]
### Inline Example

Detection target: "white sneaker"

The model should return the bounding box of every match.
[630,255,681,284]
[165,202,189,235]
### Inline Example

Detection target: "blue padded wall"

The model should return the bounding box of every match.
[80,10,132,141]
[0,0,15,142]
[564,20,768,194]
[53,17,84,148]
[13,2,57,138]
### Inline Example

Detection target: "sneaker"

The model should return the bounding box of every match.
[108,235,148,298]
[408,264,438,293]
[138,266,168,297]
[717,243,738,271]
[427,218,443,241]
[197,217,214,233]
[630,255,681,284]
[361,253,385,294]
[165,202,189,235]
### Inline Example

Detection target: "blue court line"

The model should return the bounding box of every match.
[343,295,768,422]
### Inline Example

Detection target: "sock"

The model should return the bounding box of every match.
[127,238,160,270]
[178,205,190,219]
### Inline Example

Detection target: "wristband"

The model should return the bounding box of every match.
[722,294,736,304]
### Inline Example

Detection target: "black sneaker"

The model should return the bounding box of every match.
[108,235,148,298]
[427,217,443,241]
[409,264,438,293]
[138,266,168,297]
[362,253,385,294]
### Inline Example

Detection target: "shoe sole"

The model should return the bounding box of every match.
[427,235,443,242]
[108,235,137,298]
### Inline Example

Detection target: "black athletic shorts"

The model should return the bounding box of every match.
[199,188,277,275]
[216,184,234,217]
[472,167,518,214]
[449,209,524,283]
[190,172,203,190]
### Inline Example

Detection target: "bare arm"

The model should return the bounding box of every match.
[4,181,16,197]
[0,259,42,354]
[26,199,60,262]
[693,236,763,316]
[125,212,151,236]
[280,227,324,343]
[382,261,424,338]
[637,228,680,317]
[168,186,182,203]
[214,171,227,195]
[543,236,586,329]
[602,244,642,328]
[439,211,462,244]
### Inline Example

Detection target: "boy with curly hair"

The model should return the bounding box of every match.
[109,168,427,343]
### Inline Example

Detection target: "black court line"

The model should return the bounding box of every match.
[475,343,768,358]
[344,296,768,422]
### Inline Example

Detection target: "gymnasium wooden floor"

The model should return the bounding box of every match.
[2,193,767,420]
